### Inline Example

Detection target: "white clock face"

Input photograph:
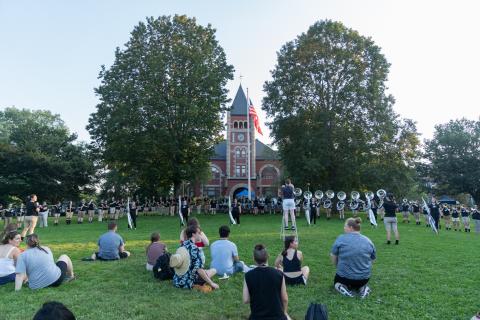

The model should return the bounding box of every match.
[237,133,245,142]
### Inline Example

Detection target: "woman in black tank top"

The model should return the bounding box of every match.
[274,236,310,285]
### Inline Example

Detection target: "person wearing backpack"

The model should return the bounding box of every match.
[146,232,166,271]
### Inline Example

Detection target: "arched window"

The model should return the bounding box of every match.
[239,121,243,129]
[241,148,246,158]
[233,122,238,129]
[244,121,248,128]
[235,148,241,158]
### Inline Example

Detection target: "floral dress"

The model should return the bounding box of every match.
[173,240,202,289]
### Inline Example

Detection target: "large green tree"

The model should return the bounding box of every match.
[0,107,95,203]
[263,20,420,195]
[424,118,480,203]
[87,15,234,195]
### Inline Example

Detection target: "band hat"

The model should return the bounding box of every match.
[170,246,190,276]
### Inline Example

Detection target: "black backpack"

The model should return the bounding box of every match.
[305,303,328,320]
[153,252,174,281]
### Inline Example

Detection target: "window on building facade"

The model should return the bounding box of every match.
[239,121,243,129]
[241,165,246,176]
[211,166,221,180]
[240,148,246,158]
[235,148,241,158]
[234,122,238,129]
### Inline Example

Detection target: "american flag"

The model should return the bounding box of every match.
[248,100,263,135]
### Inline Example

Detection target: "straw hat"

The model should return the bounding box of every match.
[169,246,190,276]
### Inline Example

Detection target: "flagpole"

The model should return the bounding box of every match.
[246,88,251,201]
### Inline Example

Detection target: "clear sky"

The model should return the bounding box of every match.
[1,0,479,145]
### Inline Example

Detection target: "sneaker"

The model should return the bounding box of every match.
[335,283,354,297]
[291,226,296,231]
[284,226,289,230]
[359,285,371,299]
[63,275,76,283]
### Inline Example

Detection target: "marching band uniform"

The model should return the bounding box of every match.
[180,199,189,224]
[232,199,241,224]
[309,198,317,225]
[412,202,420,225]
[65,201,73,224]
[452,207,460,231]
[428,201,440,231]
[87,200,96,223]
[210,199,217,215]
[52,202,61,226]
[442,205,451,230]
[401,202,410,223]
[108,199,117,221]
[471,207,480,233]
[461,206,471,232]
[129,200,138,229]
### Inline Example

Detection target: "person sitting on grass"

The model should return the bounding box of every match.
[274,236,310,285]
[210,225,248,276]
[330,217,376,298]
[146,232,166,271]
[90,222,130,261]
[243,244,290,320]
[0,230,22,285]
[33,301,76,320]
[15,234,75,291]
[180,218,209,265]
[171,225,218,290]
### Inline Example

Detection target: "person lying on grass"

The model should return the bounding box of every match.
[274,236,310,285]
[15,234,75,291]
[330,217,376,299]
[90,222,130,261]
[171,225,218,290]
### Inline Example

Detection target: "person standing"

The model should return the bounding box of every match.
[38,202,49,228]
[128,199,138,229]
[442,204,452,230]
[108,198,116,221]
[461,205,471,233]
[281,179,296,231]
[412,201,421,225]
[428,197,441,232]
[21,195,39,240]
[330,218,376,298]
[452,206,461,231]
[53,202,62,226]
[231,198,241,225]
[471,206,480,234]
[401,201,410,223]
[65,201,73,225]
[180,198,190,225]
[383,193,399,245]
[87,200,96,223]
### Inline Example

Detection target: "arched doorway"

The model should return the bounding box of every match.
[230,184,255,199]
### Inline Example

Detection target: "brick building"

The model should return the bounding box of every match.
[196,85,282,199]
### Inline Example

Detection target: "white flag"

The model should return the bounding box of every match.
[178,196,185,226]
[228,197,237,225]
[126,197,133,229]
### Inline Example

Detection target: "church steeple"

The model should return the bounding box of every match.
[230,84,248,115]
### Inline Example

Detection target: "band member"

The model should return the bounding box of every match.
[310,198,317,225]
[370,198,379,226]
[428,196,441,231]
[252,198,259,216]
[87,200,96,223]
[65,201,73,224]
[210,198,217,215]
[471,206,480,233]
[53,201,62,226]
[106,198,115,220]
[21,195,40,239]
[258,197,265,214]
[180,197,190,224]
[442,204,452,230]
[401,201,410,223]
[383,193,399,245]
[2,204,14,229]
[78,200,87,224]
[461,205,471,232]
[16,204,25,230]
[128,199,138,229]
[281,179,296,230]
[452,206,461,231]
[411,201,421,225]
[115,200,122,219]
[338,203,345,220]
[325,201,332,220]
[231,198,241,224]
[99,201,107,222]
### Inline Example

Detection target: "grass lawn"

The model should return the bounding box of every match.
[0,212,478,320]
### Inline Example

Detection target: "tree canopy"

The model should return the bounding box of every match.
[0,107,95,203]
[87,15,234,196]
[424,118,480,203]
[263,20,420,195]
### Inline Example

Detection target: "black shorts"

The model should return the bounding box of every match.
[334,274,369,290]
[284,274,306,286]
[194,273,206,285]
[49,261,68,287]
[95,251,129,260]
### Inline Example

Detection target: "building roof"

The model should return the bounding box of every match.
[230,85,248,116]
[211,139,279,160]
